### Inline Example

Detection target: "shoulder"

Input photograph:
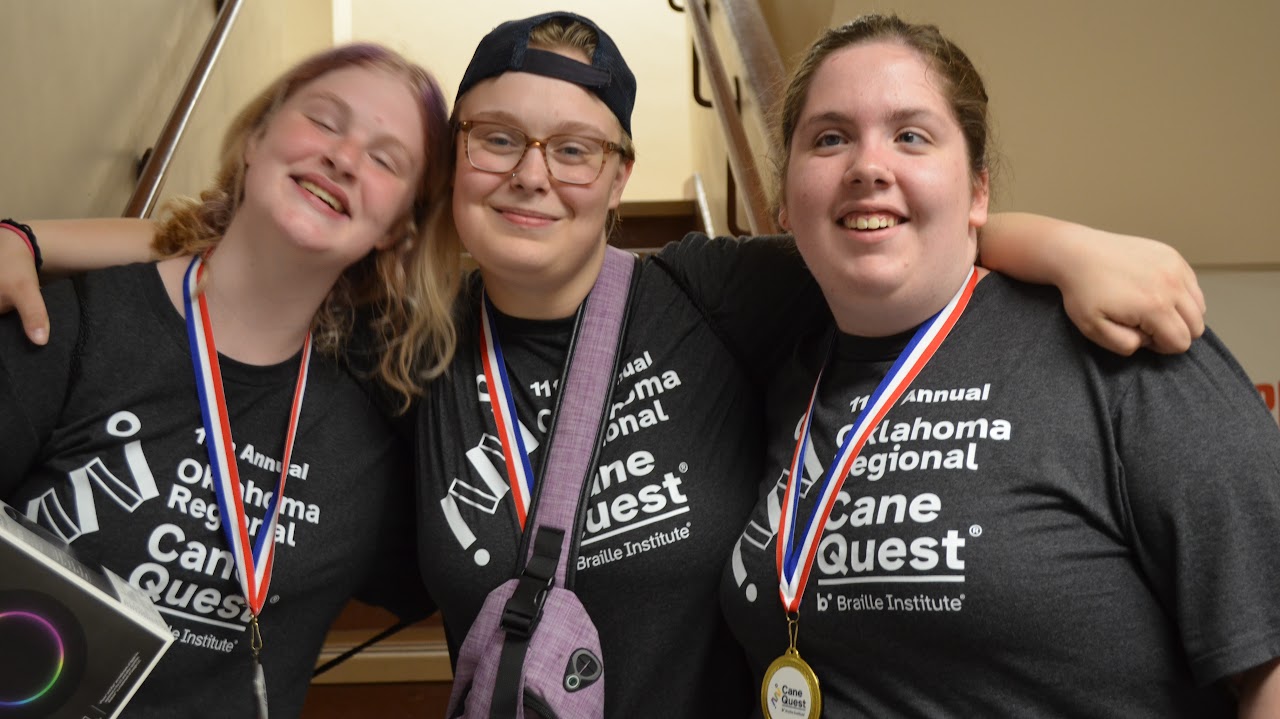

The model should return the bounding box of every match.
[650,233,798,278]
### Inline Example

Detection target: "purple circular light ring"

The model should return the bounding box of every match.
[0,611,65,706]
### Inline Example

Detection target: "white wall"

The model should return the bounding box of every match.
[349,0,694,202]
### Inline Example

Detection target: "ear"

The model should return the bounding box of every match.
[243,127,264,169]
[605,157,635,211]
[376,215,416,251]
[778,204,791,232]
[969,169,990,230]
[373,231,402,252]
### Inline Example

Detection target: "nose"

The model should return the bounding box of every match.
[509,142,551,190]
[324,134,361,178]
[843,141,893,188]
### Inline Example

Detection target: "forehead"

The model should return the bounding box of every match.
[287,66,426,151]
[802,40,948,117]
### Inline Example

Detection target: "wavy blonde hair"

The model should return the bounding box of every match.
[152,43,460,409]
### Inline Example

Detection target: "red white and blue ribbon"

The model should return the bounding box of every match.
[183,254,312,616]
[478,293,537,529]
[776,267,977,612]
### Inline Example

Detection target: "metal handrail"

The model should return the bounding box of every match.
[123,0,244,218]
[686,0,776,235]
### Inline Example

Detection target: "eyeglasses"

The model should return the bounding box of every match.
[459,120,626,186]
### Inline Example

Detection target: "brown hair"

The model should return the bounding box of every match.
[151,43,459,409]
[774,14,993,207]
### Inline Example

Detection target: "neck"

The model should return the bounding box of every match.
[160,221,341,365]
[828,265,986,337]
[479,244,605,320]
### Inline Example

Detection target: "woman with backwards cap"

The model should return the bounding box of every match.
[0,11,1208,717]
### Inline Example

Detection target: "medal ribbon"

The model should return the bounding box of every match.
[183,254,312,616]
[776,268,977,612]
[478,293,537,529]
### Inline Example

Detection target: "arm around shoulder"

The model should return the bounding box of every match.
[32,218,159,275]
[979,212,1205,356]
[0,218,158,345]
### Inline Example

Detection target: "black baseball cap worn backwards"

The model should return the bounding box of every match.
[456,11,638,137]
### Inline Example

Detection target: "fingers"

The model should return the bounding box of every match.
[1179,265,1207,339]
[1138,306,1194,354]
[1065,292,1198,357]
[1139,262,1205,353]
[12,282,51,345]
[1082,317,1144,357]
[0,250,49,345]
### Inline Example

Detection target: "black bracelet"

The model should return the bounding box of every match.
[0,218,42,270]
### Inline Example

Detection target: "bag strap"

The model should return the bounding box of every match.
[500,246,636,638]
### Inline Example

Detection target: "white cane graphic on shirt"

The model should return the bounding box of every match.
[441,428,541,567]
[730,436,825,601]
[23,410,160,543]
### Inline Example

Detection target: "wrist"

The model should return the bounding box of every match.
[0,219,43,270]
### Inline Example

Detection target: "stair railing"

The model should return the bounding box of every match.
[123,0,244,218]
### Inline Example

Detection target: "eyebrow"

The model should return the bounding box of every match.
[299,90,346,113]
[799,106,944,130]
[463,110,612,138]
[300,90,415,159]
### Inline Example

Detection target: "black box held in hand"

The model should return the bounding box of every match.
[0,501,173,719]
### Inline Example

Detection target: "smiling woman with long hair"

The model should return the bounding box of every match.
[0,44,456,718]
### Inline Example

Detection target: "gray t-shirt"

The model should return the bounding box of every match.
[0,263,423,719]
[721,273,1280,718]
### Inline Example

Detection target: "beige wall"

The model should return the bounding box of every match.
[3,1,210,218]
[157,0,335,213]
[349,0,693,203]
[758,0,832,69]
[2,0,334,220]
[761,1,1279,397]
[825,0,1279,267]
[1197,270,1280,423]
[6,0,1277,266]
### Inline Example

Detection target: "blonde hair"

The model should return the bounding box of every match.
[151,44,460,410]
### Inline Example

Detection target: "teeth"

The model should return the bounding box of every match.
[845,214,898,230]
[298,180,345,214]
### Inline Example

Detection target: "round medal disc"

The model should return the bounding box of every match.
[761,651,821,719]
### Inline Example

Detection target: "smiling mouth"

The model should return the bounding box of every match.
[496,206,556,225]
[841,213,902,231]
[297,179,347,215]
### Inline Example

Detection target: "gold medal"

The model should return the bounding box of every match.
[761,614,821,719]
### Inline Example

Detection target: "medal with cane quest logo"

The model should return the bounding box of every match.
[761,613,821,719]
[765,268,977,719]
[184,254,313,719]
